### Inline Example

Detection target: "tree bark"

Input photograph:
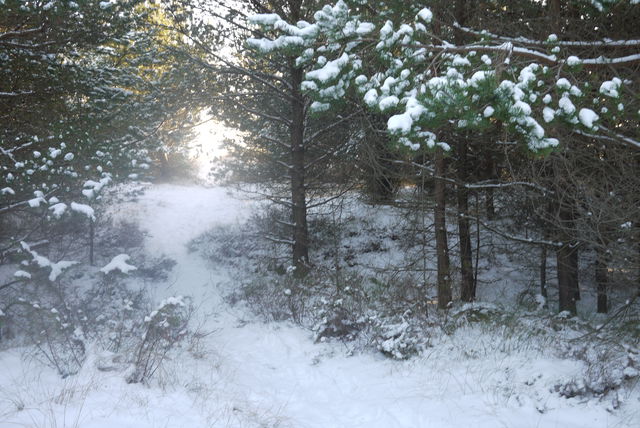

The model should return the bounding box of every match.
[636,224,640,297]
[290,66,309,274]
[570,243,580,301]
[557,206,578,314]
[452,0,474,302]
[89,219,95,266]
[435,147,452,309]
[549,0,562,35]
[363,116,397,203]
[457,140,475,301]
[485,188,495,221]
[557,243,577,314]
[595,246,608,313]
[540,245,547,299]
[484,151,496,220]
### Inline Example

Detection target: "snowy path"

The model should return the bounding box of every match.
[0,183,634,428]
[133,184,491,428]
[132,184,249,309]
[129,184,627,428]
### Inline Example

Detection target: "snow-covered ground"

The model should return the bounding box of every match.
[1,183,638,428]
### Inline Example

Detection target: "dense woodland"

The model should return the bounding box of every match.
[1,0,639,403]
[205,0,640,316]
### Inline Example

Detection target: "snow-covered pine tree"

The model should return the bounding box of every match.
[1,0,200,287]
[247,0,639,312]
[180,0,362,274]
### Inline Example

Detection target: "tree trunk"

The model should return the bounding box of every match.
[484,151,496,220]
[557,243,577,315]
[485,188,495,220]
[89,219,95,266]
[540,202,554,300]
[363,118,397,203]
[435,147,452,309]
[549,0,562,35]
[451,0,474,303]
[557,206,578,314]
[457,140,475,301]
[540,245,547,299]
[595,246,608,313]
[290,66,309,274]
[570,244,580,301]
[636,225,640,296]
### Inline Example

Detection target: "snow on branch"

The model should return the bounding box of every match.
[70,202,95,220]
[0,200,31,214]
[264,235,295,245]
[0,189,57,214]
[49,203,68,218]
[0,91,35,97]
[452,22,640,48]
[464,181,553,195]
[574,127,640,150]
[412,42,640,68]
[20,242,78,281]
[600,127,640,149]
[581,54,640,66]
[1,145,18,163]
[0,39,57,49]
[0,26,43,40]
[582,53,640,66]
[100,254,137,275]
[0,142,33,162]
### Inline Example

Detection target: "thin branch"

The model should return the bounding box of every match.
[303,111,359,144]
[465,180,553,194]
[276,160,293,170]
[304,143,349,170]
[574,128,640,150]
[232,100,293,126]
[452,22,640,48]
[0,91,35,97]
[264,235,295,245]
[275,219,295,228]
[0,40,56,49]
[0,278,26,292]
[463,213,563,248]
[407,41,640,69]
[307,185,356,209]
[159,22,293,92]
[391,159,554,194]
[0,26,43,40]
[600,126,640,150]
[570,290,640,342]
[259,133,291,149]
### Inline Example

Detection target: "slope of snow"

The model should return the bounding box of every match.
[0,183,637,428]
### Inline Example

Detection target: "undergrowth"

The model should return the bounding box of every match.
[190,204,640,402]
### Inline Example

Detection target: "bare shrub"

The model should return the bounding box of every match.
[102,220,146,251]
[227,268,320,324]
[20,301,86,377]
[126,296,191,384]
[82,279,149,354]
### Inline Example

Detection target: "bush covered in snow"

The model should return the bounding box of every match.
[127,296,191,384]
